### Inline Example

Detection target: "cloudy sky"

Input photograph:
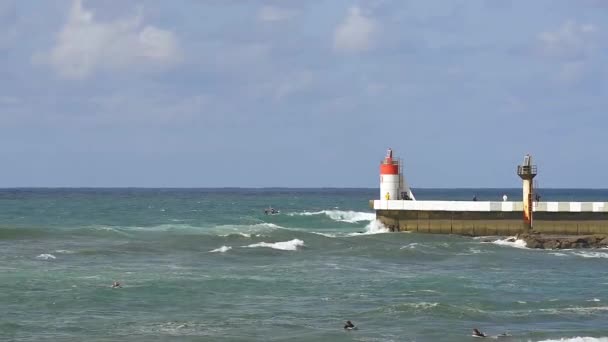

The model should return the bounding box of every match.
[1,0,606,188]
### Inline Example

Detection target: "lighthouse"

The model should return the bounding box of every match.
[379,148,415,201]
[517,154,537,229]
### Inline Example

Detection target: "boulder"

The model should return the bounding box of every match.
[517,233,608,249]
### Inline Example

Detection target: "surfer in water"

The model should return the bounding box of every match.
[264,207,279,215]
[344,320,356,330]
[472,328,486,337]
[111,281,122,288]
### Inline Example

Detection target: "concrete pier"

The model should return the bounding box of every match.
[371,149,608,237]
[373,200,608,236]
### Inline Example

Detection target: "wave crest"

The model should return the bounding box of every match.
[36,254,56,260]
[209,246,232,253]
[244,239,304,251]
[573,251,608,259]
[290,210,374,223]
[347,220,389,236]
[491,236,528,249]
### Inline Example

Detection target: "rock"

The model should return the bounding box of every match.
[525,238,543,249]
[544,240,561,250]
[517,233,608,249]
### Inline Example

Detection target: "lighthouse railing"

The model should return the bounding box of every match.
[517,165,537,176]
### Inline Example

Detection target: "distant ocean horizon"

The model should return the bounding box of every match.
[3,187,608,190]
[2,188,608,341]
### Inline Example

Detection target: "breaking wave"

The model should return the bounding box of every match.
[289,210,375,223]
[347,220,389,236]
[363,219,388,234]
[36,254,56,260]
[244,239,304,251]
[573,251,608,259]
[209,246,232,253]
[491,236,528,249]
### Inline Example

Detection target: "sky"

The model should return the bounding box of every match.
[0,0,607,188]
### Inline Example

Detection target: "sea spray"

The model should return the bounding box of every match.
[364,219,389,234]
[491,236,528,249]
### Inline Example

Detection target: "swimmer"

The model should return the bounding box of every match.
[111,281,122,288]
[344,320,356,330]
[472,328,486,337]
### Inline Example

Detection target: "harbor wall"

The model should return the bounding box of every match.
[372,200,608,236]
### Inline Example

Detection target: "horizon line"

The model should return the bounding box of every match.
[1,186,608,190]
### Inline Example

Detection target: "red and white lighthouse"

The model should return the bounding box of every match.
[380,148,415,201]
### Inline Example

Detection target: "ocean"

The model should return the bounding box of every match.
[1,188,608,342]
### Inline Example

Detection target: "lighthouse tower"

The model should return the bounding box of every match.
[517,154,537,229]
[380,148,415,201]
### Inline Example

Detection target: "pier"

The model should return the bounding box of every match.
[372,149,608,236]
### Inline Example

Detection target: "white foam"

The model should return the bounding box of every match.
[103,223,283,236]
[209,246,232,253]
[212,223,284,237]
[573,251,608,259]
[539,306,608,315]
[311,232,338,238]
[244,239,304,251]
[587,298,601,302]
[36,254,56,260]
[253,223,283,229]
[218,223,283,231]
[290,210,375,223]
[219,232,253,238]
[93,226,131,236]
[54,250,74,254]
[491,236,528,249]
[537,338,608,342]
[400,243,418,249]
[366,219,389,233]
[401,302,439,310]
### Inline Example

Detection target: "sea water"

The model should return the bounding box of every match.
[1,188,608,342]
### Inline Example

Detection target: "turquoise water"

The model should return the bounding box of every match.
[1,188,608,342]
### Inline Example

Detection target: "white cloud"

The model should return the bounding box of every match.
[557,61,588,84]
[537,21,600,85]
[333,6,376,53]
[538,21,597,60]
[274,70,313,101]
[258,6,296,22]
[37,0,180,79]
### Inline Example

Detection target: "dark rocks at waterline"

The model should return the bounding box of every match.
[517,233,608,249]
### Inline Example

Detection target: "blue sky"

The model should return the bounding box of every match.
[1,0,607,188]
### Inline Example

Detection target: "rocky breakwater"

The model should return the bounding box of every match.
[516,233,608,249]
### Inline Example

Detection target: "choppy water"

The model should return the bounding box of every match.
[1,188,608,342]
